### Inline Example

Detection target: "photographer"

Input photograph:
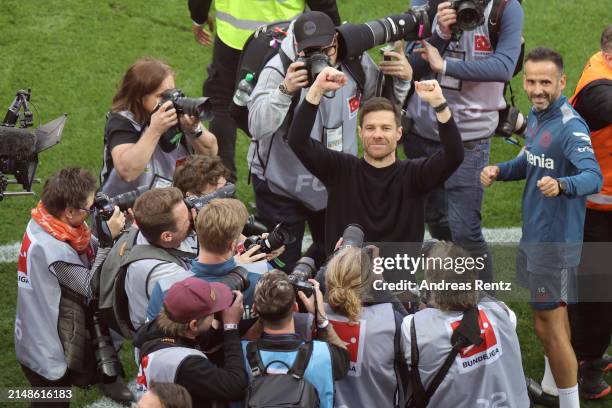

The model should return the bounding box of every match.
[401,242,529,407]
[403,0,525,284]
[14,167,132,406]
[242,270,349,408]
[123,187,194,331]
[134,278,248,407]
[147,198,277,321]
[247,11,412,272]
[288,68,463,259]
[324,247,407,408]
[100,57,217,197]
[188,0,340,180]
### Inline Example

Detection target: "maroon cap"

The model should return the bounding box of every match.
[294,11,336,52]
[164,278,233,323]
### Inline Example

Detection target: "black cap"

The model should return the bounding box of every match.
[294,11,336,52]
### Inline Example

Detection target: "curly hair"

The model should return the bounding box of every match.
[173,155,231,196]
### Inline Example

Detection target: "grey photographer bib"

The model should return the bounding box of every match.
[264,61,361,211]
[15,220,92,380]
[406,1,506,142]
[101,111,189,197]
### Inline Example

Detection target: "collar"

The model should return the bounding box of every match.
[531,95,567,122]
[191,256,237,277]
[258,332,304,350]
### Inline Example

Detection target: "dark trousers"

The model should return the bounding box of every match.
[569,208,612,360]
[252,175,326,272]
[203,37,241,181]
[20,364,72,408]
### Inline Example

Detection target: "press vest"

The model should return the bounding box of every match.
[253,54,364,211]
[242,339,336,408]
[15,220,93,380]
[136,346,206,392]
[407,1,506,141]
[215,0,304,50]
[570,51,612,211]
[325,303,399,408]
[100,111,189,197]
[405,301,530,407]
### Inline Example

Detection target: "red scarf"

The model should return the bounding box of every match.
[31,201,91,254]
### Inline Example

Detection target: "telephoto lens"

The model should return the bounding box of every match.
[183,183,237,213]
[160,88,214,121]
[287,257,317,297]
[94,185,148,221]
[91,310,123,380]
[243,223,295,255]
[218,266,250,292]
[340,224,365,250]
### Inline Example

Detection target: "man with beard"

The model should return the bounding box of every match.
[287,67,464,258]
[481,47,602,408]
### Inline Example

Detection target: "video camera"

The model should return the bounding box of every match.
[336,5,431,61]
[243,223,295,255]
[0,89,66,200]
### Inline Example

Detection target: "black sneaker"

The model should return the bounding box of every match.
[578,359,611,400]
[526,377,559,407]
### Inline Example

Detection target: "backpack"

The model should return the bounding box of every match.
[245,341,320,408]
[229,20,294,139]
[229,20,367,140]
[94,227,194,340]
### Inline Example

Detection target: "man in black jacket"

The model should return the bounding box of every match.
[134,277,247,407]
[187,0,340,180]
[287,67,464,260]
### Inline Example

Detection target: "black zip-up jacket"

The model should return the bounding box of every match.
[134,319,247,408]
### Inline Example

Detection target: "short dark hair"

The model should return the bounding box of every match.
[148,382,193,408]
[173,155,230,196]
[254,270,296,329]
[133,187,184,244]
[525,47,564,74]
[41,167,97,218]
[111,57,174,124]
[601,25,612,53]
[359,97,401,128]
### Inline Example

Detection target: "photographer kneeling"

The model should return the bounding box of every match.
[15,167,132,406]
[401,242,529,407]
[134,278,247,407]
[100,57,217,197]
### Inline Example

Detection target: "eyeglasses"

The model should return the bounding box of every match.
[79,205,95,215]
[321,44,336,57]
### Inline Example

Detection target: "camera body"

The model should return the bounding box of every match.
[159,88,213,122]
[448,0,486,31]
[183,183,237,213]
[243,223,294,255]
[495,105,527,139]
[287,257,317,297]
[297,51,331,87]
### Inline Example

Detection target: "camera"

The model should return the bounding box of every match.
[0,89,65,200]
[297,51,331,87]
[337,5,431,60]
[287,256,317,297]
[242,214,268,237]
[449,0,486,32]
[183,183,237,213]
[159,88,214,122]
[219,266,250,292]
[495,105,527,139]
[243,223,295,255]
[94,185,149,220]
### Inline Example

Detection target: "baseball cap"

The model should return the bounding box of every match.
[164,277,233,323]
[294,11,336,52]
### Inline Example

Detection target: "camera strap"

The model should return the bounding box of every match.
[409,306,482,408]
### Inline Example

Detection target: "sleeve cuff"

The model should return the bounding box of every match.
[435,24,452,40]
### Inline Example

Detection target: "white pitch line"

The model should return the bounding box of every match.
[0,227,523,265]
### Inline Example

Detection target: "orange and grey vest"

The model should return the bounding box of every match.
[570,51,612,211]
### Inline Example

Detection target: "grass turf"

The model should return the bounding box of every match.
[1,0,611,406]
